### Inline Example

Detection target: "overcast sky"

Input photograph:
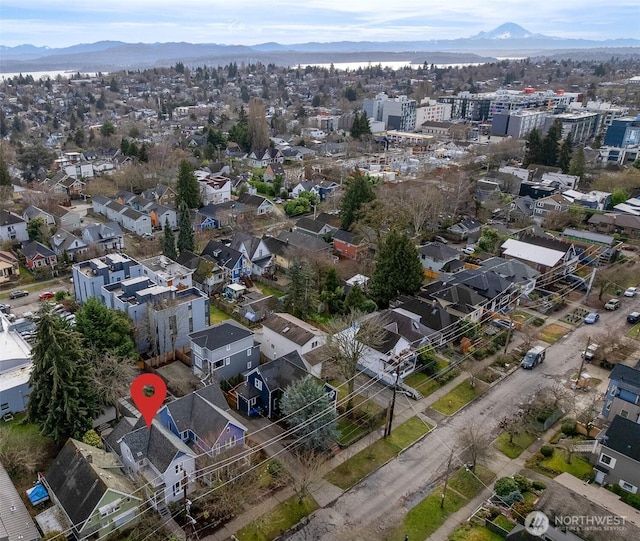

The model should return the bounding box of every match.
[2,1,638,48]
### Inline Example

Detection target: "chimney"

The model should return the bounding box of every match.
[86,453,92,464]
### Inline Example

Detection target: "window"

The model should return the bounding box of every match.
[175,464,183,475]
[610,385,618,397]
[173,482,182,496]
[247,361,252,369]
[247,349,252,356]
[605,401,612,411]
[620,480,638,494]
[226,344,231,351]
[249,397,257,406]
[620,409,629,418]
[600,454,616,468]
[311,340,318,348]
[254,379,263,391]
[225,357,230,366]
[213,359,224,370]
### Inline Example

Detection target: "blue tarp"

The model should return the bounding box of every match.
[26,483,49,505]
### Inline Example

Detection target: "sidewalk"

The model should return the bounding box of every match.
[202,301,583,540]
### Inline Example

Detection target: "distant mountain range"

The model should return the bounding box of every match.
[1,23,639,74]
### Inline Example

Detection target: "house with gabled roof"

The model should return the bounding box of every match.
[201,239,248,282]
[333,228,367,260]
[418,242,461,275]
[276,230,332,257]
[22,240,58,273]
[443,267,516,314]
[43,439,142,540]
[501,234,578,283]
[82,222,125,252]
[230,231,273,276]
[0,209,28,243]
[479,256,540,296]
[118,420,197,507]
[176,251,226,294]
[295,216,336,239]
[236,351,337,418]
[158,384,247,456]
[0,250,19,283]
[602,363,640,422]
[592,415,640,492]
[421,281,486,323]
[246,147,284,168]
[43,172,86,199]
[50,229,88,259]
[23,204,56,226]
[446,217,482,241]
[189,320,261,381]
[532,193,573,223]
[260,312,327,361]
[263,162,286,183]
[389,295,460,345]
[236,193,276,215]
[589,213,640,238]
[199,176,232,205]
[141,184,177,207]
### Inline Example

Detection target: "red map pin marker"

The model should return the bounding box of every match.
[130,373,167,429]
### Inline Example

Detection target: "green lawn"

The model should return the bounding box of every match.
[336,418,371,447]
[255,282,284,298]
[325,416,431,490]
[431,379,481,415]
[209,304,231,324]
[403,371,441,398]
[493,514,516,532]
[449,524,505,541]
[539,323,570,344]
[526,449,594,480]
[494,431,538,458]
[235,494,318,541]
[391,466,494,541]
[447,465,495,499]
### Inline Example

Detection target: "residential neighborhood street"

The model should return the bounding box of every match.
[283,298,637,541]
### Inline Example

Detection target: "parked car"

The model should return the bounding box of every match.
[627,312,640,324]
[0,303,10,315]
[38,291,55,300]
[624,287,638,297]
[604,298,620,311]
[492,318,515,330]
[462,245,476,255]
[521,346,546,369]
[9,290,29,299]
[434,235,448,244]
[584,312,600,324]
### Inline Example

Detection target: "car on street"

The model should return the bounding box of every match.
[604,298,621,310]
[521,346,546,369]
[628,312,640,324]
[492,318,515,330]
[624,287,638,297]
[38,291,55,300]
[584,312,600,324]
[9,290,29,299]
[581,343,600,362]
[433,236,448,244]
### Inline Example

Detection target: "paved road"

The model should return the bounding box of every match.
[286,299,636,541]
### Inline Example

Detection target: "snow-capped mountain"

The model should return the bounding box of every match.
[471,23,538,40]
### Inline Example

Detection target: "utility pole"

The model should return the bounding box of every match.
[576,336,590,390]
[440,447,455,509]
[584,267,597,304]
[384,366,401,437]
[503,312,515,354]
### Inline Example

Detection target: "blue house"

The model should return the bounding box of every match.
[193,205,221,230]
[602,363,640,422]
[236,351,337,418]
[201,239,246,282]
[158,385,248,456]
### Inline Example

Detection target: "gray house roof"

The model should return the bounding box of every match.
[256,351,309,393]
[22,240,56,258]
[480,256,540,283]
[0,209,25,227]
[44,439,136,527]
[418,242,459,262]
[610,364,640,396]
[276,230,331,252]
[262,313,324,346]
[189,320,253,350]
[0,462,40,541]
[602,415,640,462]
[121,421,194,473]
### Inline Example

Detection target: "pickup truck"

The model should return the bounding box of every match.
[581,343,599,362]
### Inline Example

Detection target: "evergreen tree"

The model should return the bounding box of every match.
[541,120,562,167]
[177,200,195,255]
[320,267,344,314]
[558,133,573,173]
[26,308,99,443]
[370,230,424,308]
[27,217,49,244]
[74,297,137,359]
[176,160,201,208]
[350,111,371,139]
[162,218,178,260]
[523,128,542,167]
[283,259,316,319]
[569,146,586,177]
[343,284,376,313]
[280,375,338,451]
[340,169,376,231]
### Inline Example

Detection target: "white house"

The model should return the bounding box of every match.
[260,313,327,361]
[0,209,29,243]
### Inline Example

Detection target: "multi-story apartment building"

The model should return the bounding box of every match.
[491,110,547,138]
[363,93,417,131]
[73,253,143,303]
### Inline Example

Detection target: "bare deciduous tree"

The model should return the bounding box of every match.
[457,423,491,471]
[88,351,138,420]
[324,310,387,414]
